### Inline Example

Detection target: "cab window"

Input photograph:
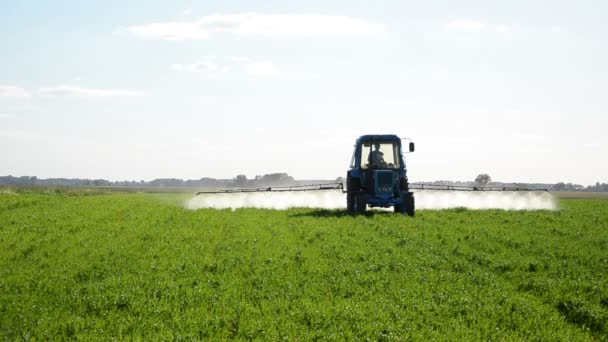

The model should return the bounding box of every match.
[359,142,400,169]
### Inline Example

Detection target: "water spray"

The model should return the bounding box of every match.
[186,190,556,211]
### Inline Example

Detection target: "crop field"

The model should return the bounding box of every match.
[1,189,607,340]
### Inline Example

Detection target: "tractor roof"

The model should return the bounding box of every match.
[357,134,401,143]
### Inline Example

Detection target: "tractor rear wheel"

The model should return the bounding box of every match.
[354,194,368,214]
[405,195,415,217]
[347,193,355,212]
[395,192,415,217]
[346,175,362,213]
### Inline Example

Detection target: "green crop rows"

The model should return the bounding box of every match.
[1,189,607,340]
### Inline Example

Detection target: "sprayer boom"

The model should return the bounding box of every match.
[195,182,547,197]
[193,134,550,214]
[409,184,548,192]
[196,183,344,196]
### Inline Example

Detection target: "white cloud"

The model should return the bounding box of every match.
[583,142,600,148]
[282,71,321,81]
[127,21,209,40]
[173,58,281,77]
[246,62,280,77]
[126,13,385,41]
[0,113,15,119]
[0,128,34,139]
[182,8,192,16]
[503,109,522,115]
[0,85,30,98]
[447,19,485,31]
[496,25,512,33]
[229,56,252,63]
[38,85,142,98]
[172,60,219,73]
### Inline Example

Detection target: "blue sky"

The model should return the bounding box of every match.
[1,0,606,184]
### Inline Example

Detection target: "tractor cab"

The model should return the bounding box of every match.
[346,134,415,215]
[360,141,401,170]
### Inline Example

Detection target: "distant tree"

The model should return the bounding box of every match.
[474,173,491,186]
[92,179,111,186]
[149,178,184,187]
[552,182,566,191]
[256,173,294,186]
[585,182,608,192]
[234,174,248,187]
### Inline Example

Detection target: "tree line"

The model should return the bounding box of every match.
[551,182,608,192]
[0,173,299,188]
[1,174,607,192]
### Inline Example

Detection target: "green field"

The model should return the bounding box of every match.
[1,189,607,340]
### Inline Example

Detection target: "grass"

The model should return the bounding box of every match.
[0,189,607,340]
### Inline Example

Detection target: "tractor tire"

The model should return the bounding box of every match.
[347,193,355,212]
[346,175,362,213]
[405,195,415,217]
[399,177,409,192]
[347,175,361,193]
[354,194,368,214]
[395,192,415,217]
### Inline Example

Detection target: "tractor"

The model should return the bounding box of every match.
[346,134,415,215]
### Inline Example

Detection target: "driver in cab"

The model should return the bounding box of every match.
[369,143,385,167]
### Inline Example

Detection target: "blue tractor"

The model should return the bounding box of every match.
[346,134,415,215]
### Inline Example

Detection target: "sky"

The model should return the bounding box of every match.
[1,0,607,185]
